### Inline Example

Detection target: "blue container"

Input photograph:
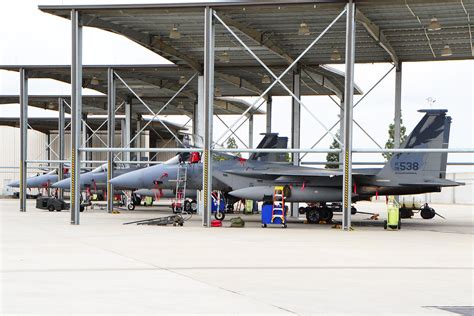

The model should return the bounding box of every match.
[261,203,286,226]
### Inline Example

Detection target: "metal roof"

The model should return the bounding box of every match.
[0,116,185,136]
[0,84,266,117]
[38,0,473,71]
[0,64,357,115]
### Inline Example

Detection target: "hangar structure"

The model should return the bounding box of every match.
[10,0,474,230]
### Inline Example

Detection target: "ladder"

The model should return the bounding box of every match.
[174,164,188,213]
[271,186,285,223]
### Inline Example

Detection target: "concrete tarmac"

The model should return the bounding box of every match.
[1,199,473,315]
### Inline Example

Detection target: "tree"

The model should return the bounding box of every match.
[325,132,341,169]
[215,136,241,161]
[383,116,407,161]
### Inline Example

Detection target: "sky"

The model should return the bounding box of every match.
[0,0,473,172]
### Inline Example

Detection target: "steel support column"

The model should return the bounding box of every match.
[266,95,272,133]
[124,101,131,165]
[135,115,141,161]
[19,68,28,212]
[202,7,215,227]
[194,75,205,147]
[248,114,254,148]
[58,97,65,200]
[339,96,345,170]
[81,115,87,163]
[107,68,115,213]
[291,67,301,217]
[394,63,403,148]
[342,1,356,231]
[70,9,82,225]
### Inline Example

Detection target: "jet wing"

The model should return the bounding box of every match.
[399,177,464,187]
[224,166,376,179]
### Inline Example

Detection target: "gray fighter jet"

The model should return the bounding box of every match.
[110,110,462,222]
[8,168,70,190]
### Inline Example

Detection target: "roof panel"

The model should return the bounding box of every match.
[37,0,472,67]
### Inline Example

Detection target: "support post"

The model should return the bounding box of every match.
[291,67,301,164]
[135,115,141,161]
[266,95,272,133]
[339,96,344,170]
[81,115,87,163]
[342,1,356,231]
[248,114,254,148]
[124,101,131,165]
[202,7,215,227]
[19,68,28,212]
[194,75,205,147]
[70,9,82,225]
[58,97,65,200]
[107,68,115,213]
[291,67,301,217]
[394,63,402,148]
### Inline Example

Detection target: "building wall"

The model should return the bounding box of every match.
[0,126,48,195]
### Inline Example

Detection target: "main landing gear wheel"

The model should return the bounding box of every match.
[48,205,55,212]
[190,200,198,213]
[319,208,333,222]
[420,206,436,219]
[184,200,191,213]
[215,212,225,221]
[306,208,320,224]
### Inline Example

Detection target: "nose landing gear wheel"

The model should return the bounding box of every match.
[215,212,225,221]
[127,203,135,211]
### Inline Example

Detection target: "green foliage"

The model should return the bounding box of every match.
[383,116,407,161]
[227,136,241,158]
[325,132,341,169]
[215,136,241,161]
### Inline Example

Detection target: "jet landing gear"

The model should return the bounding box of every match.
[420,203,436,219]
[300,203,357,224]
[300,204,334,224]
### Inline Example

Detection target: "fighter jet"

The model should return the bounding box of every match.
[110,110,462,223]
[8,168,70,190]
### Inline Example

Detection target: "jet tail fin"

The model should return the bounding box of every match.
[249,133,288,162]
[377,109,452,184]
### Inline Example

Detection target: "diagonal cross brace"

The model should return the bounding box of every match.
[213,8,346,147]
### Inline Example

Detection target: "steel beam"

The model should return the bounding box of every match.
[339,96,344,170]
[194,75,205,147]
[356,9,399,67]
[203,7,215,227]
[19,68,28,212]
[342,1,356,231]
[107,68,115,213]
[58,97,65,200]
[70,9,82,225]
[216,14,293,64]
[136,115,141,161]
[81,114,87,163]
[124,101,131,166]
[291,67,301,218]
[394,63,403,148]
[248,114,254,148]
[215,71,263,96]
[291,67,301,165]
[266,96,272,133]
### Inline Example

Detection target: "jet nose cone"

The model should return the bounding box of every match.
[7,180,19,188]
[51,178,70,189]
[110,170,144,189]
